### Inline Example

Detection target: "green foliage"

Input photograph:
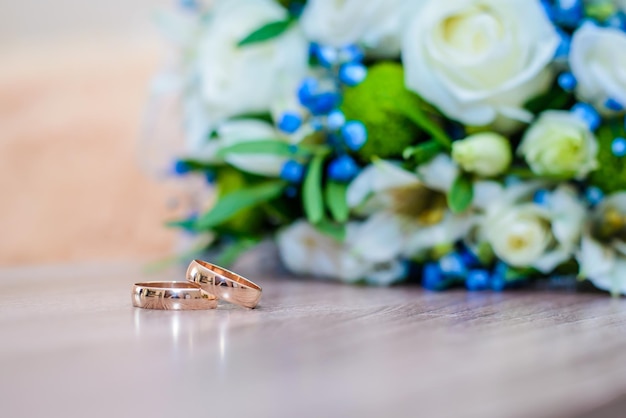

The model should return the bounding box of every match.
[193,175,286,231]
[325,181,349,223]
[448,173,474,214]
[589,122,626,193]
[314,219,346,241]
[217,140,310,158]
[238,19,293,47]
[213,237,261,267]
[524,81,574,114]
[303,153,326,224]
[403,140,445,165]
[341,62,430,159]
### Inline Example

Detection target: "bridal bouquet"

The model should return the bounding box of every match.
[155,0,626,294]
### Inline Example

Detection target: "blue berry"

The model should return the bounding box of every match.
[553,0,584,28]
[571,103,601,131]
[277,112,302,134]
[339,44,364,63]
[540,0,555,21]
[297,77,318,107]
[558,72,577,92]
[459,247,481,267]
[606,12,626,31]
[466,269,490,291]
[314,45,338,68]
[533,189,551,206]
[338,63,367,86]
[554,29,571,59]
[611,137,626,157]
[585,186,604,206]
[285,186,298,198]
[308,92,340,115]
[439,252,467,278]
[173,160,191,176]
[326,110,346,131]
[422,262,444,291]
[605,98,624,112]
[491,262,509,291]
[341,121,367,151]
[280,160,305,183]
[327,155,359,182]
[205,170,216,184]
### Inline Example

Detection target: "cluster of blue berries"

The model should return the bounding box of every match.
[278,43,369,185]
[422,250,527,292]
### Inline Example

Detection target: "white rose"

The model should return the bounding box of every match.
[300,0,418,56]
[193,0,308,136]
[481,183,585,272]
[570,23,626,111]
[403,0,559,129]
[518,111,598,179]
[191,119,290,177]
[451,132,512,177]
[578,193,626,295]
[277,220,406,285]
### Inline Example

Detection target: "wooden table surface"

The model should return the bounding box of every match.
[2,252,626,418]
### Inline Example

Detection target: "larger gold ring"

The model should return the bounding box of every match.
[186,260,262,309]
[132,281,218,310]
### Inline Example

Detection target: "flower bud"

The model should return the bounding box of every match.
[451,132,512,177]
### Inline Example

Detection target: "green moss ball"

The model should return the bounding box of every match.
[340,62,423,160]
[589,124,626,193]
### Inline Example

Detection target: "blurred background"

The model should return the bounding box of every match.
[0,0,182,265]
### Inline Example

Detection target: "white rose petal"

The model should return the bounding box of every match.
[403,0,559,128]
[570,23,626,111]
[300,0,418,56]
[277,220,406,284]
[416,154,459,192]
[578,192,626,294]
[519,111,598,179]
[193,0,308,134]
[481,183,585,272]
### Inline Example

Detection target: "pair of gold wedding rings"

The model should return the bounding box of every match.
[132,259,262,310]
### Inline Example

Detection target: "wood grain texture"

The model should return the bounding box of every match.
[1,250,626,418]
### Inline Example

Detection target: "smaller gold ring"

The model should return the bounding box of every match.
[186,260,262,309]
[132,281,218,310]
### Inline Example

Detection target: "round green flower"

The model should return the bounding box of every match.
[341,62,424,159]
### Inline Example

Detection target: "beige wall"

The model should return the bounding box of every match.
[0,1,181,265]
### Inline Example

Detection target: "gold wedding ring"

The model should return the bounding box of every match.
[186,259,262,309]
[132,281,218,310]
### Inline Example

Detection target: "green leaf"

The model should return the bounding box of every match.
[524,84,573,114]
[217,140,306,158]
[324,181,349,223]
[303,153,326,224]
[400,106,452,149]
[178,158,221,172]
[195,180,286,230]
[314,219,347,242]
[237,19,292,47]
[402,140,444,165]
[448,174,474,213]
[214,237,261,267]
